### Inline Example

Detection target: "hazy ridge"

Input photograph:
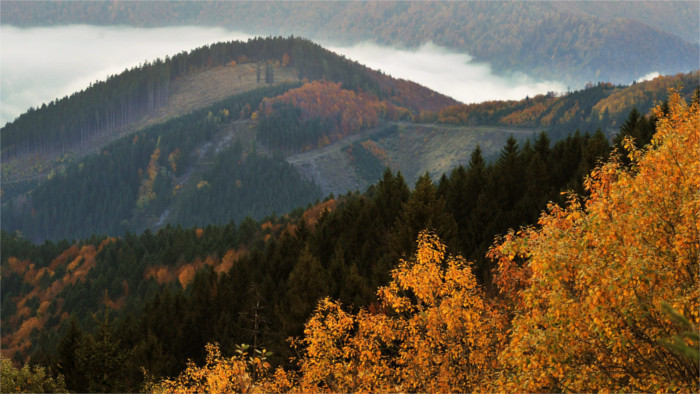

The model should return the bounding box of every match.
[2,1,698,85]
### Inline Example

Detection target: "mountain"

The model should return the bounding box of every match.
[2,36,697,244]
[1,115,618,383]
[0,36,458,242]
[2,84,697,394]
[5,86,696,391]
[2,1,698,85]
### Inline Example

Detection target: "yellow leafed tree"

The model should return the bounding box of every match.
[295,231,505,392]
[149,343,270,393]
[489,90,699,392]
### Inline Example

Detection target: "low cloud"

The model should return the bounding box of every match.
[1,25,252,125]
[325,41,566,105]
[635,71,661,83]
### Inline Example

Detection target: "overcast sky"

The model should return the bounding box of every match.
[0,25,572,126]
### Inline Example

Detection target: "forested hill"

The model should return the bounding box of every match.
[2,1,698,85]
[421,72,700,139]
[3,90,696,393]
[1,36,458,243]
[1,36,455,166]
[0,114,619,386]
[1,42,696,244]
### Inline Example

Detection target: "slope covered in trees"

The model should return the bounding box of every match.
[2,111,621,390]
[1,35,456,182]
[2,1,698,85]
[116,89,700,393]
[4,92,696,391]
[1,83,324,242]
[60,89,696,393]
[424,72,699,139]
[2,36,460,243]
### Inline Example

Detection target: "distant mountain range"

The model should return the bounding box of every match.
[2,1,698,85]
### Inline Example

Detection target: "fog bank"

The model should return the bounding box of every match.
[1,25,567,126]
[326,41,566,105]
[1,25,253,125]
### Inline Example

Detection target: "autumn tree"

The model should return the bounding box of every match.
[294,231,505,392]
[149,342,271,393]
[0,356,66,393]
[489,90,699,392]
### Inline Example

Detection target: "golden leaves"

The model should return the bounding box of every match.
[150,343,271,393]
[294,231,503,393]
[491,90,700,392]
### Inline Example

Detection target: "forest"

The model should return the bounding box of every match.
[1,35,457,243]
[3,89,697,392]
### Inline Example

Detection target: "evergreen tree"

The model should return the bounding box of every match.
[56,317,86,392]
[75,308,131,392]
[391,173,458,258]
[613,107,654,164]
[282,246,329,335]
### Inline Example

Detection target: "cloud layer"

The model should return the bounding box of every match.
[1,25,566,126]
[326,41,566,105]
[1,25,252,125]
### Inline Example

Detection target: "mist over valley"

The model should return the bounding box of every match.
[2,25,569,126]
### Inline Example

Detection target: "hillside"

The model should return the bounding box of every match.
[424,72,700,136]
[2,35,696,244]
[4,89,696,393]
[0,36,459,242]
[1,36,455,182]
[1,111,618,378]
[2,1,698,85]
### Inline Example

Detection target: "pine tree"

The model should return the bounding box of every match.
[283,247,329,335]
[56,317,86,392]
[391,173,458,258]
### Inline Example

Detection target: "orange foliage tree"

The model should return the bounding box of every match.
[293,231,505,392]
[149,343,272,393]
[489,90,699,391]
[260,80,408,143]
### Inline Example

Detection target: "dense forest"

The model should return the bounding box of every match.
[4,92,689,392]
[1,83,323,242]
[2,1,698,84]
